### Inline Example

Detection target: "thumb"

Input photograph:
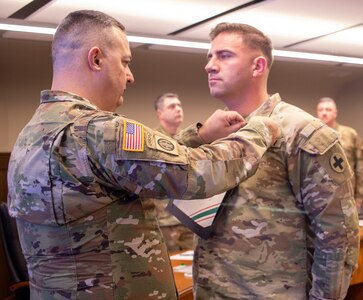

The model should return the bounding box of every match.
[226,112,244,125]
[227,120,246,132]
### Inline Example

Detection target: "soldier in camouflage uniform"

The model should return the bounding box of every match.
[153,93,194,251]
[7,11,280,300]
[317,97,363,210]
[192,22,360,300]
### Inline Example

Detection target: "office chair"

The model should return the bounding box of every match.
[0,202,29,300]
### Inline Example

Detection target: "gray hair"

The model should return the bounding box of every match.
[52,10,125,67]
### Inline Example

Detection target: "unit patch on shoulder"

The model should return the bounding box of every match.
[155,135,179,156]
[122,120,144,152]
[330,152,345,173]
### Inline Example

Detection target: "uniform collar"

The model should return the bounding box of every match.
[154,124,176,138]
[40,90,98,110]
[245,93,281,121]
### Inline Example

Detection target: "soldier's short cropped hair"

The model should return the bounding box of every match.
[154,93,180,111]
[317,97,337,106]
[52,10,125,67]
[209,22,273,69]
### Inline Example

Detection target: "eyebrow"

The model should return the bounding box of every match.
[207,49,233,58]
[123,54,132,60]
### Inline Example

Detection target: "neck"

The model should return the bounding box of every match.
[52,75,108,111]
[223,89,269,117]
[327,120,337,128]
[52,72,90,101]
[160,122,180,136]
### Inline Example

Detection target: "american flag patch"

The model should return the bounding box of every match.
[122,121,144,151]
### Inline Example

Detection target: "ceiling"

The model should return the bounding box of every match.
[1,0,363,62]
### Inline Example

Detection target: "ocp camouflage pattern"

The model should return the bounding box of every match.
[333,123,363,208]
[193,93,359,300]
[7,90,277,299]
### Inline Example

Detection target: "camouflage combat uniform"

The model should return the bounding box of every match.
[193,94,359,300]
[333,123,363,207]
[7,90,276,300]
[152,125,194,251]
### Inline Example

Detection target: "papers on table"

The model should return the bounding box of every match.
[171,250,194,277]
[170,250,194,261]
[173,264,192,277]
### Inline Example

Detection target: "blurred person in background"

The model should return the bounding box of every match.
[153,93,194,251]
[317,97,363,210]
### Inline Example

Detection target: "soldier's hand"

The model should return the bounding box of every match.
[246,116,281,147]
[199,109,246,143]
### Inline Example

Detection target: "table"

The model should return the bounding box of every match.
[170,251,193,300]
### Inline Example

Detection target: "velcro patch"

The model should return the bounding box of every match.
[301,125,338,155]
[330,152,346,173]
[155,135,179,156]
[122,120,144,152]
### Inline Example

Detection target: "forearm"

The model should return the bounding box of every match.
[306,176,359,299]
[175,123,205,148]
[88,117,276,199]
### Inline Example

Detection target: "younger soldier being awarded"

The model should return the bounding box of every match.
[192,22,359,300]
[7,10,279,300]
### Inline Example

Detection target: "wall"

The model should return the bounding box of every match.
[1,37,363,152]
[0,38,52,151]
[336,77,363,137]
[119,47,222,128]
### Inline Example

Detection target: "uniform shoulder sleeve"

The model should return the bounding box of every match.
[296,123,359,299]
[300,124,353,185]
[300,122,339,154]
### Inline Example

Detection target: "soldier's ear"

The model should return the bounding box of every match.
[252,56,267,77]
[156,108,162,119]
[87,47,102,71]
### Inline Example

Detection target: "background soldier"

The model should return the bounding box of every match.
[317,97,363,210]
[153,92,193,251]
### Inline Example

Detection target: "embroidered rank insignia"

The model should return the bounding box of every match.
[122,121,144,152]
[330,152,345,173]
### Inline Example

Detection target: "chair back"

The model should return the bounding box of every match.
[0,202,29,284]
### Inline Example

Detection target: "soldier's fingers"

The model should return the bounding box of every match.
[225,111,244,124]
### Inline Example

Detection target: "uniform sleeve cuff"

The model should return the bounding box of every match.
[175,122,206,148]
